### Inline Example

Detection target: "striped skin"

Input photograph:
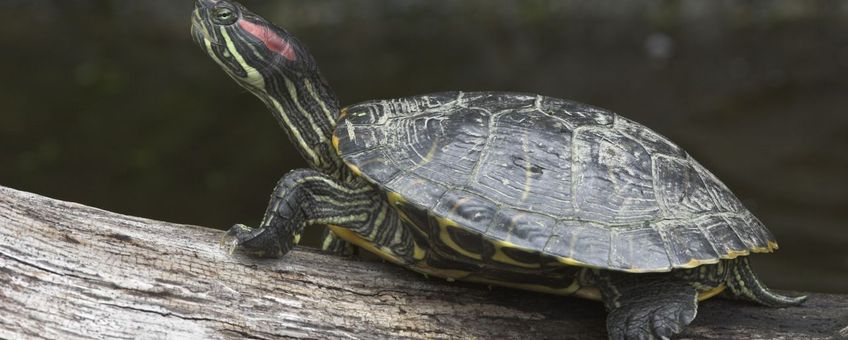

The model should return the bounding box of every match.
[193,2,804,339]
[222,168,416,262]
[191,1,361,258]
[191,0,349,179]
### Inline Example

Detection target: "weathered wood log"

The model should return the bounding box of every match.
[0,185,845,339]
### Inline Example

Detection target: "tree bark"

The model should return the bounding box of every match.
[0,185,845,340]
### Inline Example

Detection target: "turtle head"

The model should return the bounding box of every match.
[191,0,347,176]
[191,0,316,93]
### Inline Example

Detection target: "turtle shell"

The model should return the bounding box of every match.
[332,91,777,272]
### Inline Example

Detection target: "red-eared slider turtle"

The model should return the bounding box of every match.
[191,1,805,338]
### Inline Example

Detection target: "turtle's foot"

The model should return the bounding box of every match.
[595,271,698,340]
[220,224,289,258]
[606,289,697,340]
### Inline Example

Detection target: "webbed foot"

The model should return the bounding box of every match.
[606,289,696,339]
[596,271,698,340]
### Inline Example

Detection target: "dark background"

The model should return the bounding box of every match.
[1,0,846,293]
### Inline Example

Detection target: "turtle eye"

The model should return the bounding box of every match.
[212,7,237,25]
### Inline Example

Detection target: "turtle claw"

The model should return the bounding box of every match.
[219,223,289,258]
[220,224,254,255]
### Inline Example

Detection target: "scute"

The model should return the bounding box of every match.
[572,125,660,223]
[433,189,497,234]
[334,91,778,272]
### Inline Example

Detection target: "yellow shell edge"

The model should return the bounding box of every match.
[328,225,404,266]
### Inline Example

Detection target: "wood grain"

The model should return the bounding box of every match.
[1,185,845,339]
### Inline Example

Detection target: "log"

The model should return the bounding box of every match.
[0,185,845,340]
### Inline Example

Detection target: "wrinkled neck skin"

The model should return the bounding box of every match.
[191,1,354,182]
[239,50,353,181]
[252,68,353,182]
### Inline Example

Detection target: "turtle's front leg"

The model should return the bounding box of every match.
[221,168,377,258]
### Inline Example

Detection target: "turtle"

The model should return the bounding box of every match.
[190,1,806,339]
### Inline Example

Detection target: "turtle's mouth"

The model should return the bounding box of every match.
[190,9,221,47]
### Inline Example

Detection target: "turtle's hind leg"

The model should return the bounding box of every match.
[595,270,698,340]
[724,257,807,307]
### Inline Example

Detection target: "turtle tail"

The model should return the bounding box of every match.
[724,257,807,307]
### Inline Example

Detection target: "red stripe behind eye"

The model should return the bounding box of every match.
[237,19,297,61]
